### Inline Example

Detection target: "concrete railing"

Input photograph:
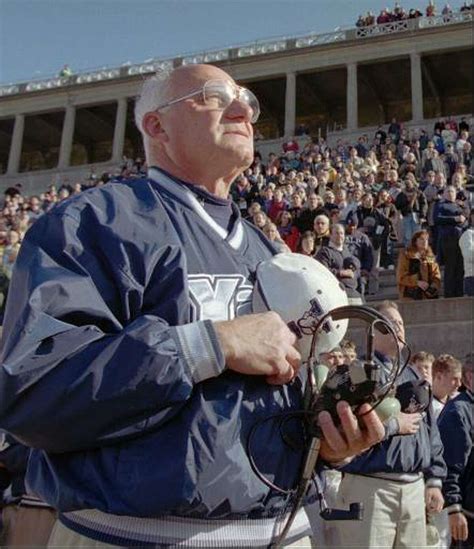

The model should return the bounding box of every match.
[347,296,473,357]
[326,114,474,147]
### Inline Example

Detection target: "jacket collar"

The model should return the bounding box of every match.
[148,167,244,251]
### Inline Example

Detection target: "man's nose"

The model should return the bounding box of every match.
[225,99,253,122]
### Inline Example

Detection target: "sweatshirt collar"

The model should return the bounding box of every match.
[148,167,244,250]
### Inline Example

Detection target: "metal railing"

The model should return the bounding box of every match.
[355,18,410,38]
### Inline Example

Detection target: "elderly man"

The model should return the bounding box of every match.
[0,65,384,548]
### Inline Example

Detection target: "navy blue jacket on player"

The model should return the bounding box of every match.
[0,170,313,547]
[438,389,474,517]
[342,357,446,485]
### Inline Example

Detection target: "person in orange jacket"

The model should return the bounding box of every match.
[397,229,441,300]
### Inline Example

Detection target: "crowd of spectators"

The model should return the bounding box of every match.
[1,116,473,312]
[313,342,473,548]
[356,1,473,27]
[233,115,473,303]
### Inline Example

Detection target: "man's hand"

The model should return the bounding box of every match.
[339,269,355,279]
[397,412,422,435]
[318,402,385,464]
[449,511,469,541]
[425,487,444,514]
[215,312,301,385]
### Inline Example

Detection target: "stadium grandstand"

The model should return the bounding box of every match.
[0,6,472,191]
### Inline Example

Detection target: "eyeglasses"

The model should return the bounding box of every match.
[155,79,260,124]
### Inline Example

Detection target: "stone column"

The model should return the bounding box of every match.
[58,105,76,169]
[7,114,25,175]
[112,98,128,163]
[346,62,358,131]
[410,52,424,122]
[284,72,296,138]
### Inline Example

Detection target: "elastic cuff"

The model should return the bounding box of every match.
[425,478,443,489]
[447,504,463,515]
[384,416,400,439]
[173,320,225,384]
[324,457,353,469]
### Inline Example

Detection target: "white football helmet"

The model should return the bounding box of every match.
[252,253,349,361]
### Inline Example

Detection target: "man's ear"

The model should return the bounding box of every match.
[142,112,168,142]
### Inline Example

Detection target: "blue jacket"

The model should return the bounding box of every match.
[347,207,389,252]
[438,390,474,515]
[434,200,468,239]
[0,171,309,530]
[345,230,374,272]
[343,358,446,485]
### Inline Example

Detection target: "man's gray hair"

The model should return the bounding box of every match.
[375,300,399,314]
[134,69,173,136]
[331,223,346,234]
[314,213,329,223]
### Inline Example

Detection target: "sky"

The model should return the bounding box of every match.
[0,0,467,84]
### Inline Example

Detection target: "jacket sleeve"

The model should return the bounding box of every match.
[315,247,338,276]
[430,260,442,290]
[418,193,428,218]
[360,237,374,271]
[424,186,436,203]
[396,251,417,292]
[434,204,457,225]
[395,193,406,212]
[349,254,361,274]
[0,434,29,475]
[0,211,225,453]
[458,230,473,262]
[344,208,355,226]
[423,406,447,487]
[376,211,390,238]
[438,399,472,511]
